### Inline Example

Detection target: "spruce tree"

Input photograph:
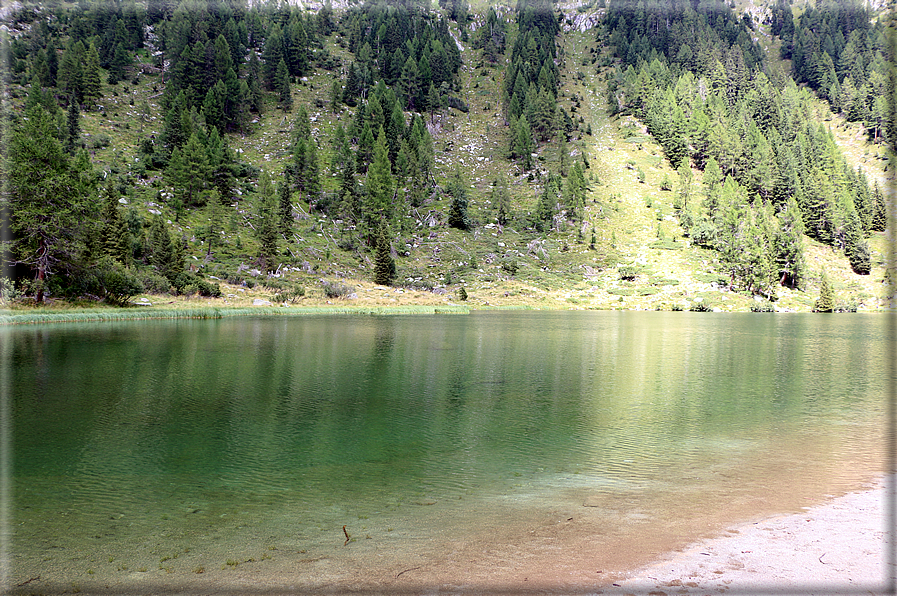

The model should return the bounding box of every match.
[364,127,395,242]
[148,215,175,282]
[447,168,472,231]
[276,58,293,111]
[256,170,279,272]
[65,96,81,155]
[774,196,806,288]
[373,222,396,286]
[203,189,226,257]
[814,271,835,312]
[494,177,512,225]
[278,181,293,234]
[7,104,94,302]
[100,189,132,267]
[82,41,103,106]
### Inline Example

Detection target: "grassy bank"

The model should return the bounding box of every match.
[0,303,476,326]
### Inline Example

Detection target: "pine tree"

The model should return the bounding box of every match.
[364,127,396,243]
[276,58,292,111]
[256,170,279,272]
[814,271,835,312]
[203,188,226,257]
[65,96,81,155]
[100,188,132,267]
[7,104,94,302]
[447,168,472,231]
[278,181,293,234]
[373,222,396,286]
[82,41,103,106]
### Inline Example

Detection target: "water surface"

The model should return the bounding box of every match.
[7,312,889,592]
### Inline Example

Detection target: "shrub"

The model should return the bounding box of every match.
[90,134,112,150]
[618,266,638,281]
[689,302,712,312]
[94,260,144,305]
[322,280,355,298]
[750,302,775,312]
[501,259,519,275]
[139,271,172,294]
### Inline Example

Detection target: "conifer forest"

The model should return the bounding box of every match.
[1,0,893,313]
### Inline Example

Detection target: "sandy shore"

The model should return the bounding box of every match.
[605,475,895,596]
[11,475,893,595]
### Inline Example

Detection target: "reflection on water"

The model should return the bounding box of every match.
[8,312,888,591]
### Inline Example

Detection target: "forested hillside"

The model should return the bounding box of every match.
[1,0,893,312]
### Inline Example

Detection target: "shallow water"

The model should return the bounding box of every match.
[6,312,889,592]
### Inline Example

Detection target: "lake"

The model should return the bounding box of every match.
[6,311,889,593]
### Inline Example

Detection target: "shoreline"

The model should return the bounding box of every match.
[11,475,892,595]
[1,302,893,326]
[605,474,895,596]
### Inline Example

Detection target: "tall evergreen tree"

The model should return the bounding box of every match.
[447,168,472,230]
[7,104,95,301]
[255,170,279,272]
[99,188,132,267]
[373,221,396,286]
[276,58,293,111]
[814,271,835,312]
[364,127,395,243]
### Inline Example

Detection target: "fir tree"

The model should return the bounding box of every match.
[99,187,132,267]
[373,221,396,286]
[364,127,395,242]
[276,58,293,111]
[447,168,472,231]
[278,181,294,234]
[7,104,94,302]
[256,170,279,272]
[814,271,835,312]
[203,189,226,257]
[65,96,81,155]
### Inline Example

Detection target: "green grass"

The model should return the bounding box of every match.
[0,304,472,325]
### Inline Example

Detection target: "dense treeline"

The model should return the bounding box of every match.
[503,0,564,168]
[773,0,893,146]
[1,0,887,306]
[1,0,452,298]
[604,0,883,292]
[339,2,461,113]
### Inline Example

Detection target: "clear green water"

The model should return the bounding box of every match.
[6,312,889,592]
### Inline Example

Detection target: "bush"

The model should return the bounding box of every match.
[94,260,144,305]
[90,134,112,150]
[501,259,519,275]
[618,266,638,281]
[689,301,712,312]
[275,285,305,303]
[139,271,172,294]
[750,302,775,312]
[322,280,355,298]
[0,277,21,302]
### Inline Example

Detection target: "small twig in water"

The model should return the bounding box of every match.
[396,566,421,579]
[16,576,40,587]
[818,552,827,564]
[343,525,350,546]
